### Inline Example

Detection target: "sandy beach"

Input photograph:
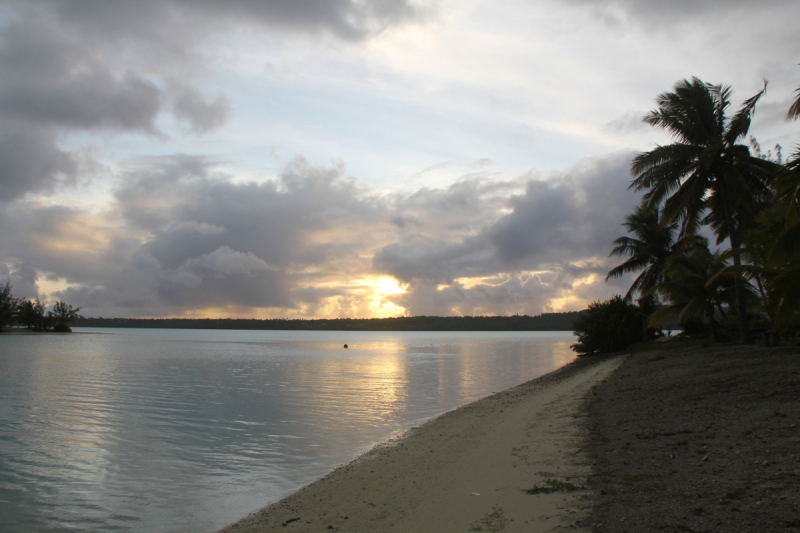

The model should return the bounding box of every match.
[218,342,800,533]
[584,343,800,532]
[218,355,621,533]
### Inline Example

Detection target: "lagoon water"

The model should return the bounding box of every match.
[0,328,576,532]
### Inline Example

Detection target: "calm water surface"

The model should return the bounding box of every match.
[0,328,576,532]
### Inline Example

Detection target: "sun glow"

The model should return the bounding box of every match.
[365,277,406,295]
[548,295,586,312]
[362,277,407,317]
[572,273,599,287]
[452,276,505,289]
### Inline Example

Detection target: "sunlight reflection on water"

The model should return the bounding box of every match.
[0,329,575,532]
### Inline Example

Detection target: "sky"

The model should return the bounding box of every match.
[1,0,799,319]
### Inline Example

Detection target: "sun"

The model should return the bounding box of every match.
[372,277,406,295]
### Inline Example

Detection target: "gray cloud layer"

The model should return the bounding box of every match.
[565,0,797,25]
[374,153,641,315]
[1,151,640,317]
[2,0,704,317]
[42,0,419,43]
[0,0,421,201]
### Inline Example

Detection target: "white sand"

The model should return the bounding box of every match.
[218,356,622,532]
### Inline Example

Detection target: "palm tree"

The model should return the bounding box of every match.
[787,82,800,121]
[631,78,779,343]
[756,82,800,329]
[710,80,800,334]
[606,204,680,310]
[648,244,745,342]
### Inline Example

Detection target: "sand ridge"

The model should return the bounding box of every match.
[218,355,622,532]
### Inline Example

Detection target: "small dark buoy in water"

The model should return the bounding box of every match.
[343,343,348,348]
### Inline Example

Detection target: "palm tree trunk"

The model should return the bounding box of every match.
[716,175,752,343]
[708,311,724,342]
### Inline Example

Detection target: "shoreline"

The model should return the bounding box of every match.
[0,329,105,335]
[218,354,622,532]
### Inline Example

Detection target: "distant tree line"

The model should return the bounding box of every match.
[0,281,82,332]
[574,75,800,354]
[74,312,584,331]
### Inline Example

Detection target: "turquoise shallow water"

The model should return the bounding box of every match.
[0,328,576,532]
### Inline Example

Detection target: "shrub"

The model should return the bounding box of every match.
[571,295,646,354]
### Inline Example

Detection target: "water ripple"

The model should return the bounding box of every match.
[0,329,575,532]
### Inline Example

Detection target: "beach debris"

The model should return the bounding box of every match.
[343,344,348,348]
[469,505,506,532]
[471,492,481,496]
[282,517,300,526]
[523,479,578,494]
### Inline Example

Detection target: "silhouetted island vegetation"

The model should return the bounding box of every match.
[573,76,800,354]
[73,312,584,331]
[0,281,82,333]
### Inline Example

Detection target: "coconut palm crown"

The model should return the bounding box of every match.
[630,77,779,342]
[606,204,680,304]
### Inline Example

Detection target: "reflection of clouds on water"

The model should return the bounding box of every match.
[20,335,126,527]
[1,329,575,533]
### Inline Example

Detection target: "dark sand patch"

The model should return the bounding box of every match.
[582,343,800,533]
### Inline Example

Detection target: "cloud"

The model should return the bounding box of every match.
[0,20,162,132]
[0,262,40,301]
[0,123,77,201]
[604,110,650,134]
[28,0,422,46]
[373,152,642,315]
[0,155,393,316]
[178,246,279,281]
[488,152,639,266]
[376,152,639,280]
[563,0,796,26]
[170,83,231,134]
[0,0,422,200]
[0,151,643,318]
[0,14,162,200]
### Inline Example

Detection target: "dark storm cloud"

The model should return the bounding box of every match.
[1,150,643,317]
[374,236,495,285]
[0,262,40,301]
[170,84,231,134]
[0,123,77,201]
[375,152,642,314]
[0,155,386,316]
[0,12,163,200]
[115,155,379,269]
[388,277,540,317]
[376,152,639,282]
[0,0,421,200]
[0,16,165,200]
[564,0,795,24]
[28,0,420,45]
[488,153,639,266]
[0,21,162,132]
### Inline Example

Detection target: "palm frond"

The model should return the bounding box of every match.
[786,83,800,121]
[725,80,767,145]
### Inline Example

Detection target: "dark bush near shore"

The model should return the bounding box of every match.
[571,296,646,354]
